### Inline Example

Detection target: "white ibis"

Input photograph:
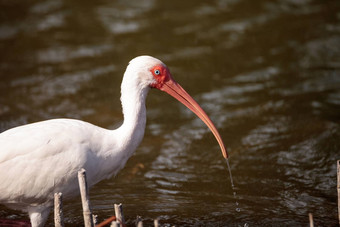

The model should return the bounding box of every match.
[0,56,228,227]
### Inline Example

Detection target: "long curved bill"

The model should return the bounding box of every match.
[160,77,228,159]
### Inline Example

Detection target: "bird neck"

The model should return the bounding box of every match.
[116,77,150,157]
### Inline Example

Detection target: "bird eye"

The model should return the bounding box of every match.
[154,69,161,75]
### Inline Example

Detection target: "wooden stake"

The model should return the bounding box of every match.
[78,168,94,227]
[337,160,340,226]
[54,192,64,227]
[154,219,159,227]
[114,203,125,225]
[136,216,143,227]
[137,221,143,227]
[93,214,98,226]
[308,213,314,227]
[110,221,120,227]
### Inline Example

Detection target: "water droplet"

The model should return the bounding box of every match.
[225,159,234,188]
[225,158,243,215]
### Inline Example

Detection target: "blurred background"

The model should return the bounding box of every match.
[0,0,339,226]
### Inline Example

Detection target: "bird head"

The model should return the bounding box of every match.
[127,55,228,159]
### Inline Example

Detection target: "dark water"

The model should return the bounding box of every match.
[1,0,339,226]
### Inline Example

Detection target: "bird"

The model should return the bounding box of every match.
[0,55,228,227]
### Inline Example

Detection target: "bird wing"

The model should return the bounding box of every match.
[0,119,100,205]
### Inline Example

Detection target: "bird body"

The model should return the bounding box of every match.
[0,119,127,204]
[0,56,227,226]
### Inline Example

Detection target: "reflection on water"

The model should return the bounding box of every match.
[0,0,339,226]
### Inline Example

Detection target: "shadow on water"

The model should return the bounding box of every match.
[0,0,339,226]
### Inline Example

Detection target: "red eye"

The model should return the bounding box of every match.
[150,65,172,89]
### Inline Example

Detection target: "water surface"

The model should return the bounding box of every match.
[0,0,339,226]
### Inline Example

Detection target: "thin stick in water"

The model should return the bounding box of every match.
[54,192,64,227]
[114,203,125,225]
[309,213,314,227]
[154,219,159,227]
[78,168,94,227]
[110,221,120,227]
[136,216,143,227]
[93,214,98,226]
